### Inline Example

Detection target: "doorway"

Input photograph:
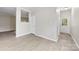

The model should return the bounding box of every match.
[0,7,16,39]
[57,7,72,35]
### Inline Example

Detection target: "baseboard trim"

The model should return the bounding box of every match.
[34,33,58,42]
[16,32,58,42]
[16,33,31,37]
[71,34,79,48]
[0,29,15,32]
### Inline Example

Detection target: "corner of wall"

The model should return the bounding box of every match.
[34,33,58,42]
[16,32,31,37]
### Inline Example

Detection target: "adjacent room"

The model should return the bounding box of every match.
[0,7,16,40]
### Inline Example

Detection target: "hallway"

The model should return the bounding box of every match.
[0,32,78,51]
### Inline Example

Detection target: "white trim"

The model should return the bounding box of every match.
[34,33,58,42]
[0,29,15,32]
[16,33,31,37]
[71,34,79,48]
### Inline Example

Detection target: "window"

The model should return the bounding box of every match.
[21,10,29,22]
[62,18,67,26]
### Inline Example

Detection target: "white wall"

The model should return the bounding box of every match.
[71,8,79,47]
[56,9,61,36]
[0,14,16,32]
[34,7,58,41]
[16,7,58,42]
[60,9,71,34]
[16,8,32,37]
[30,16,36,34]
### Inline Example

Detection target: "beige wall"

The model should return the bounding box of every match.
[0,15,16,32]
[10,16,16,30]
